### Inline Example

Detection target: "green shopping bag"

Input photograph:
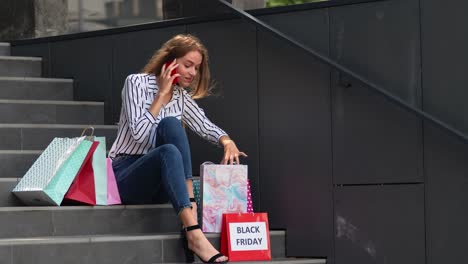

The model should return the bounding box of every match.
[12,136,93,206]
[93,137,107,205]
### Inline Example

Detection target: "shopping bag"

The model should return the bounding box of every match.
[194,178,252,222]
[93,137,107,205]
[247,179,253,213]
[106,158,121,205]
[193,178,202,223]
[220,213,271,261]
[200,163,248,233]
[12,136,93,205]
[63,141,100,205]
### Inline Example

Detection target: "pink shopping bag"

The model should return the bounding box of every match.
[247,179,253,213]
[106,158,121,205]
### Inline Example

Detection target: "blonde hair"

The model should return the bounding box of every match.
[142,34,211,99]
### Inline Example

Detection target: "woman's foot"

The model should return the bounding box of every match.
[186,227,228,263]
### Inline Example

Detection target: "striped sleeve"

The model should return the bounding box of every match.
[122,75,157,144]
[182,91,228,146]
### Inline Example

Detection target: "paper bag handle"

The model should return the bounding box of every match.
[80,126,95,137]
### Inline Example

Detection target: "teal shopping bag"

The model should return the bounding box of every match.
[93,137,107,205]
[193,178,202,223]
[12,136,93,206]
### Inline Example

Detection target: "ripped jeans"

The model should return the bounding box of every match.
[112,117,193,214]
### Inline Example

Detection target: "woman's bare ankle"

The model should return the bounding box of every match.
[191,203,198,223]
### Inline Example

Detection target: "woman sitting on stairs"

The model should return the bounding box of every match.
[108,34,247,263]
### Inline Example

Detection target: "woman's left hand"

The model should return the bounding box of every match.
[220,136,248,165]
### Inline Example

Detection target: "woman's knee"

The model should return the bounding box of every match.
[157,144,183,162]
[159,117,182,130]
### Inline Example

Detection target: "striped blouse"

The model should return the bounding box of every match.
[108,73,227,158]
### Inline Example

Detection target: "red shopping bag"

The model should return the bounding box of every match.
[220,213,271,261]
[63,141,99,205]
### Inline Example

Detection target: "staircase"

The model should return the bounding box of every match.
[0,42,325,263]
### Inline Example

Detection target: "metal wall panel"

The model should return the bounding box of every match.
[50,37,113,124]
[334,185,425,264]
[421,0,468,134]
[330,0,423,184]
[257,8,332,255]
[258,8,329,57]
[111,26,186,123]
[11,43,51,77]
[424,123,468,264]
[187,20,260,208]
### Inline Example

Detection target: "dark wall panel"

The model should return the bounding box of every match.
[334,185,425,264]
[258,8,332,256]
[112,26,186,123]
[187,20,260,208]
[330,0,423,184]
[11,43,51,77]
[330,0,421,104]
[424,123,468,264]
[50,37,113,124]
[421,0,468,134]
[258,8,329,57]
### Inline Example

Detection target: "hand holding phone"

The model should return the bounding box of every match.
[164,61,179,85]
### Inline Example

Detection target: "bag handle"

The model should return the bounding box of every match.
[80,126,95,137]
[80,126,95,141]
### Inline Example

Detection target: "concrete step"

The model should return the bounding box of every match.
[0,147,111,179]
[0,56,41,77]
[0,77,73,100]
[0,43,10,56]
[241,260,326,264]
[0,204,180,239]
[0,231,298,264]
[0,178,22,206]
[0,124,117,150]
[0,150,40,178]
[0,99,104,124]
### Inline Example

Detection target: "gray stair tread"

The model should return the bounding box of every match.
[242,259,326,264]
[0,43,10,46]
[0,178,22,206]
[0,203,171,212]
[0,124,117,151]
[0,76,71,82]
[0,77,74,100]
[0,202,181,238]
[0,150,42,154]
[0,56,42,77]
[0,99,103,105]
[0,150,104,178]
[0,152,40,179]
[0,100,104,124]
[0,44,10,56]
[0,231,293,264]
[0,56,41,61]
[0,230,285,245]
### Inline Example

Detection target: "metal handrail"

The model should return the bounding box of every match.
[217,0,468,143]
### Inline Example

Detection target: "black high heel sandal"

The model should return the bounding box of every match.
[182,224,227,263]
[189,197,197,206]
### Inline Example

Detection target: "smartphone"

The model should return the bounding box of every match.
[164,61,179,85]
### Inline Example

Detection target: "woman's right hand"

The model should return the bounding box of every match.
[157,59,180,97]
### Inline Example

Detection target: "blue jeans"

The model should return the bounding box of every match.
[112,117,193,214]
